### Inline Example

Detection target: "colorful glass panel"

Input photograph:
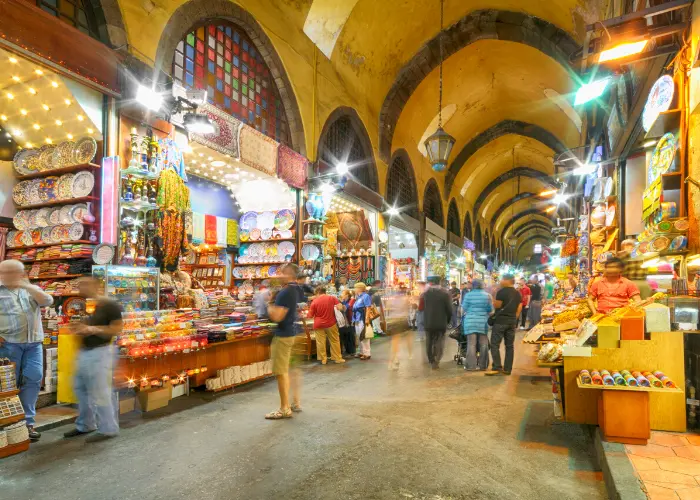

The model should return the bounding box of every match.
[172,21,290,144]
[33,0,101,40]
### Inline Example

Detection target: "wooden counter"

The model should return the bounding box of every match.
[563,331,686,432]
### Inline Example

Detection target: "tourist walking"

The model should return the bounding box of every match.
[527,275,543,328]
[415,281,427,342]
[369,280,385,336]
[422,277,453,369]
[449,281,461,329]
[64,277,122,442]
[307,286,345,365]
[339,290,356,356]
[0,259,54,441]
[518,279,531,330]
[486,274,521,376]
[352,282,372,360]
[461,279,493,371]
[265,264,302,419]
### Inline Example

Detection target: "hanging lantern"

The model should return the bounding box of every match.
[424,127,456,173]
[508,236,518,249]
[425,0,455,173]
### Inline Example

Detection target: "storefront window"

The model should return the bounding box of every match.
[172,22,290,145]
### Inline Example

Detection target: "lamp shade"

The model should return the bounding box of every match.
[507,237,518,249]
[424,126,456,172]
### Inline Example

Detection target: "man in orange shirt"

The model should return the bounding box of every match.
[307,286,346,365]
[587,258,642,314]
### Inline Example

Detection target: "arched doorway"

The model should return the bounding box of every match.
[423,179,444,227]
[385,149,418,219]
[447,199,461,237]
[463,213,472,240]
[318,108,378,193]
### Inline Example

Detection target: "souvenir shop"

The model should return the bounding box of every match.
[423,217,447,279]
[385,215,419,291]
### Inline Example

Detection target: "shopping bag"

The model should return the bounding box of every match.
[334,308,348,328]
[367,305,381,322]
[448,323,462,341]
[364,324,375,340]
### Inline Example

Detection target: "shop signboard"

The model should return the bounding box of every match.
[642,177,662,221]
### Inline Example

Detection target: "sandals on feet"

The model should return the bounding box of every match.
[265,408,293,419]
[290,403,303,413]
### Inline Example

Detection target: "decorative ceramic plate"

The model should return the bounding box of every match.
[670,235,687,251]
[13,149,34,175]
[71,171,94,197]
[249,228,261,241]
[59,225,72,242]
[68,222,84,241]
[48,207,61,226]
[30,229,42,244]
[35,208,51,227]
[239,229,250,242]
[232,267,243,279]
[651,236,670,252]
[605,206,616,227]
[301,243,319,261]
[92,243,115,265]
[41,226,53,243]
[27,180,42,205]
[20,231,33,247]
[593,179,605,201]
[598,251,614,264]
[27,210,38,229]
[604,178,614,197]
[50,225,63,243]
[13,211,28,230]
[643,75,675,132]
[6,231,17,248]
[274,209,295,231]
[55,141,76,166]
[257,211,275,230]
[657,221,673,232]
[278,241,295,257]
[73,137,97,164]
[268,265,278,277]
[59,205,73,224]
[26,151,42,172]
[62,297,87,317]
[280,229,293,239]
[39,145,57,171]
[57,174,74,200]
[240,212,258,230]
[674,219,689,232]
[38,177,59,202]
[649,133,677,185]
[12,181,30,205]
[261,228,272,240]
[71,203,88,223]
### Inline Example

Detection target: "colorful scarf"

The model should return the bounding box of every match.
[204,215,217,245]
[227,219,239,247]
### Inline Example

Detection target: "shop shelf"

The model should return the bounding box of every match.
[120,167,159,179]
[190,264,226,268]
[241,238,296,243]
[15,196,99,210]
[644,109,681,140]
[0,413,25,426]
[48,292,82,297]
[301,240,326,244]
[302,219,326,225]
[209,374,273,392]
[662,172,682,191]
[0,389,20,398]
[120,200,158,211]
[0,439,30,459]
[233,261,287,266]
[29,274,85,280]
[10,240,94,250]
[14,162,100,180]
[16,256,92,263]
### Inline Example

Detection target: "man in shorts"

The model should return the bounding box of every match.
[265,264,301,420]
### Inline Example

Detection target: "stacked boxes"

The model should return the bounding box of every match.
[43,348,58,393]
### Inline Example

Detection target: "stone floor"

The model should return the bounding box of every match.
[627,431,700,499]
[2,332,606,500]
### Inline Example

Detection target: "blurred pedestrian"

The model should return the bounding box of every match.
[339,290,356,356]
[415,281,427,342]
[265,264,302,419]
[0,259,54,441]
[369,280,385,336]
[518,279,531,330]
[423,276,452,369]
[352,282,372,360]
[461,279,492,371]
[449,281,461,329]
[253,284,270,319]
[526,275,543,328]
[486,274,521,376]
[64,277,121,442]
[307,286,345,365]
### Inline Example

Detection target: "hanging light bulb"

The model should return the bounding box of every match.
[423,0,455,173]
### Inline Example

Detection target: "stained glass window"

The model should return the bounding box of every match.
[386,154,418,219]
[423,181,444,228]
[447,200,461,237]
[32,0,102,40]
[172,23,290,145]
[463,213,472,240]
[320,115,378,192]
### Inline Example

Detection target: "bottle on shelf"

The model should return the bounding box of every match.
[128,129,140,170]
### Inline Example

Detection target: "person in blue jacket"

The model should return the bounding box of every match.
[461,279,493,371]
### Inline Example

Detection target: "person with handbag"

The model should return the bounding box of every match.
[461,279,492,371]
[339,290,356,356]
[352,282,373,360]
[307,286,346,365]
[485,274,522,376]
[422,276,453,369]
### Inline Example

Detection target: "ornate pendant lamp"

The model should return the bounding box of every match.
[424,0,456,173]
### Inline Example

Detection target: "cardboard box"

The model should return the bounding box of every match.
[597,318,621,348]
[620,311,644,341]
[119,396,136,414]
[137,386,171,412]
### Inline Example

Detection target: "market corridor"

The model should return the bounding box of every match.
[2,332,605,500]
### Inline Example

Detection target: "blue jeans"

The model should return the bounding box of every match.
[0,342,43,426]
[490,324,516,373]
[74,345,119,436]
[416,311,425,341]
[465,333,489,370]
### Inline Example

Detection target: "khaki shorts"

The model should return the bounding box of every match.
[271,336,296,375]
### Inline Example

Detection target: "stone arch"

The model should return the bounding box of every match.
[386,149,419,219]
[463,212,473,240]
[318,107,379,193]
[446,122,566,197]
[518,234,551,254]
[447,199,461,237]
[423,179,444,228]
[474,223,482,252]
[154,0,305,155]
[378,9,579,162]
[515,221,553,238]
[490,192,539,226]
[501,209,549,239]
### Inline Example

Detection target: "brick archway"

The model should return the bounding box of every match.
[154,0,305,155]
[378,9,579,163]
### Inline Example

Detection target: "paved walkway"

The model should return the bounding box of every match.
[2,332,606,500]
[627,431,700,499]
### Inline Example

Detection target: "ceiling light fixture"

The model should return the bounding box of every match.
[336,162,349,175]
[12,129,22,136]
[34,69,43,75]
[64,99,71,105]
[387,206,399,216]
[32,124,40,130]
[539,189,557,197]
[598,40,648,63]
[25,142,32,148]
[0,115,5,121]
[51,81,58,88]
[45,138,52,144]
[87,128,94,134]
[183,113,217,134]
[77,115,84,121]
[572,163,597,176]
[574,77,612,106]
[6,93,14,100]
[545,206,557,213]
[19,109,27,116]
[42,104,49,111]
[66,134,73,139]
[136,84,163,112]
[11,76,20,82]
[423,0,455,173]
[28,88,36,95]
[9,57,18,63]
[55,120,62,126]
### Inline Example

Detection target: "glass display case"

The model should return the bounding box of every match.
[92,265,160,311]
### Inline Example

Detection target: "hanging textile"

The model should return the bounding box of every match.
[191,103,242,158]
[226,219,239,247]
[159,138,188,181]
[239,125,278,176]
[192,212,205,244]
[216,217,227,247]
[156,210,187,271]
[277,144,308,189]
[157,169,191,211]
[204,215,217,245]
